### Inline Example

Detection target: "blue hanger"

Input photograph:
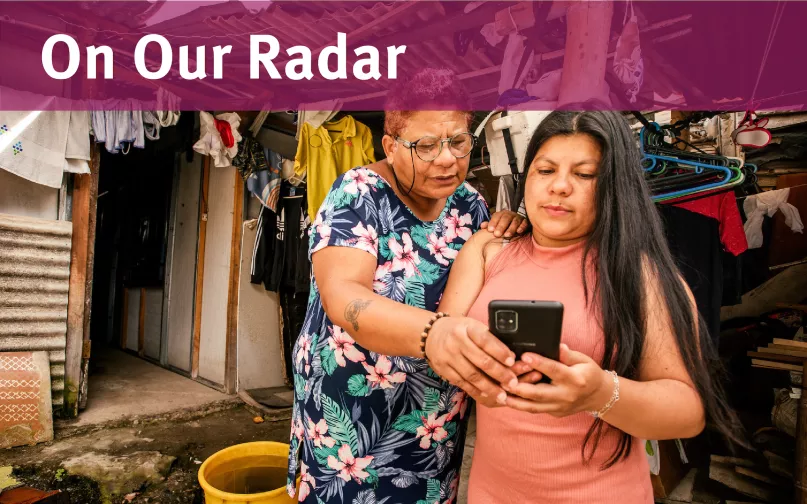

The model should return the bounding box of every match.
[641,122,734,200]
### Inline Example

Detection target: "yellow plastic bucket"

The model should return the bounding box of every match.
[198,441,297,504]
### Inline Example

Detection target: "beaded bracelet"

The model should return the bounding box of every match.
[420,312,449,360]
[589,370,620,419]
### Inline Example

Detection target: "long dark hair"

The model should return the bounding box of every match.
[513,110,743,467]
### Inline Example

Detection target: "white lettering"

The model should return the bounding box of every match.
[213,45,232,79]
[353,46,380,81]
[250,35,281,79]
[286,46,313,81]
[42,34,80,80]
[179,45,206,80]
[387,45,406,79]
[318,32,347,80]
[135,34,172,80]
[87,45,113,79]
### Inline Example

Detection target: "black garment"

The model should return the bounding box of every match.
[279,287,309,385]
[250,205,277,288]
[250,182,311,294]
[657,204,723,348]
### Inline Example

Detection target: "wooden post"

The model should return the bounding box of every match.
[64,172,92,417]
[224,171,244,393]
[797,360,807,504]
[558,1,614,106]
[191,157,211,379]
[120,288,129,349]
[78,144,100,410]
[138,287,146,357]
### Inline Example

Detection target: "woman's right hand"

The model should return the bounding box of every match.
[425,316,519,408]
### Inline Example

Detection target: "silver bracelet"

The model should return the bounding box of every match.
[589,370,620,419]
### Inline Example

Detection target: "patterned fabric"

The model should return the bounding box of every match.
[286,167,490,504]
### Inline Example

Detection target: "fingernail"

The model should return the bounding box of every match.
[505,356,515,367]
[497,391,507,405]
[508,378,518,389]
[480,391,488,398]
[522,355,533,364]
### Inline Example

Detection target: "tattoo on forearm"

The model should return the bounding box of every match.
[345,299,372,331]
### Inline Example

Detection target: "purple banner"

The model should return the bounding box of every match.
[0,1,804,111]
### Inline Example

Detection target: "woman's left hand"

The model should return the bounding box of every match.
[481,210,528,238]
[504,344,614,417]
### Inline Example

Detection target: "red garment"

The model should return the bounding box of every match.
[674,192,748,255]
[214,118,235,148]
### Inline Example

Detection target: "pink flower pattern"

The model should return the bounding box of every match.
[415,413,449,450]
[351,223,378,256]
[362,356,406,389]
[444,209,473,243]
[426,233,458,266]
[327,444,374,483]
[328,326,366,367]
[298,462,316,502]
[389,233,420,277]
[343,169,378,195]
[307,418,336,448]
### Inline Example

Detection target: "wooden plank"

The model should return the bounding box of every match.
[120,288,129,349]
[224,171,244,394]
[64,171,91,417]
[79,144,100,411]
[138,287,146,357]
[735,467,781,486]
[711,455,757,468]
[752,359,803,371]
[757,347,807,359]
[796,361,807,504]
[191,157,210,379]
[558,1,614,105]
[748,351,805,363]
[763,450,793,479]
[710,462,775,502]
[721,264,807,321]
[774,338,807,350]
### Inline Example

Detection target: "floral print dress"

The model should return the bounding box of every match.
[287,167,490,504]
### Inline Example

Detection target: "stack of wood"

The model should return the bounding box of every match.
[709,453,792,503]
[749,338,807,373]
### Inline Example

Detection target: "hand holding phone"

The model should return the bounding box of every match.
[488,300,564,383]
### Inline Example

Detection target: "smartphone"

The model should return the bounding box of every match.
[488,300,564,363]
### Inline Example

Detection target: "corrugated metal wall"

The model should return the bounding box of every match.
[0,213,72,411]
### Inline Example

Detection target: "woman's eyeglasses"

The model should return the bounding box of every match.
[395,132,476,162]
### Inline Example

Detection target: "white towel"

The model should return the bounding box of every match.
[743,188,804,249]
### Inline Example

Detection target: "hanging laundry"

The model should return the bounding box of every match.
[658,204,723,349]
[232,137,283,212]
[251,181,311,294]
[155,87,181,127]
[743,188,804,249]
[142,111,162,141]
[193,111,242,168]
[613,0,644,104]
[64,110,91,175]
[674,192,748,256]
[0,109,90,188]
[496,175,516,212]
[91,102,145,154]
[293,114,375,215]
[295,100,344,140]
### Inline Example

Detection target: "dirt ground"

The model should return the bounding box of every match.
[4,406,292,504]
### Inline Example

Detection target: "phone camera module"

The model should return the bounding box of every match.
[495,310,518,333]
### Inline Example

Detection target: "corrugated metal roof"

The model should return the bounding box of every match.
[0,213,72,409]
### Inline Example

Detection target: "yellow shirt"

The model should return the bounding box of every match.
[293,115,376,215]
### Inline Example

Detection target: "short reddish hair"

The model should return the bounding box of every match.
[384,68,473,137]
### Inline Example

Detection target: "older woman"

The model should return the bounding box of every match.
[286,69,525,504]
